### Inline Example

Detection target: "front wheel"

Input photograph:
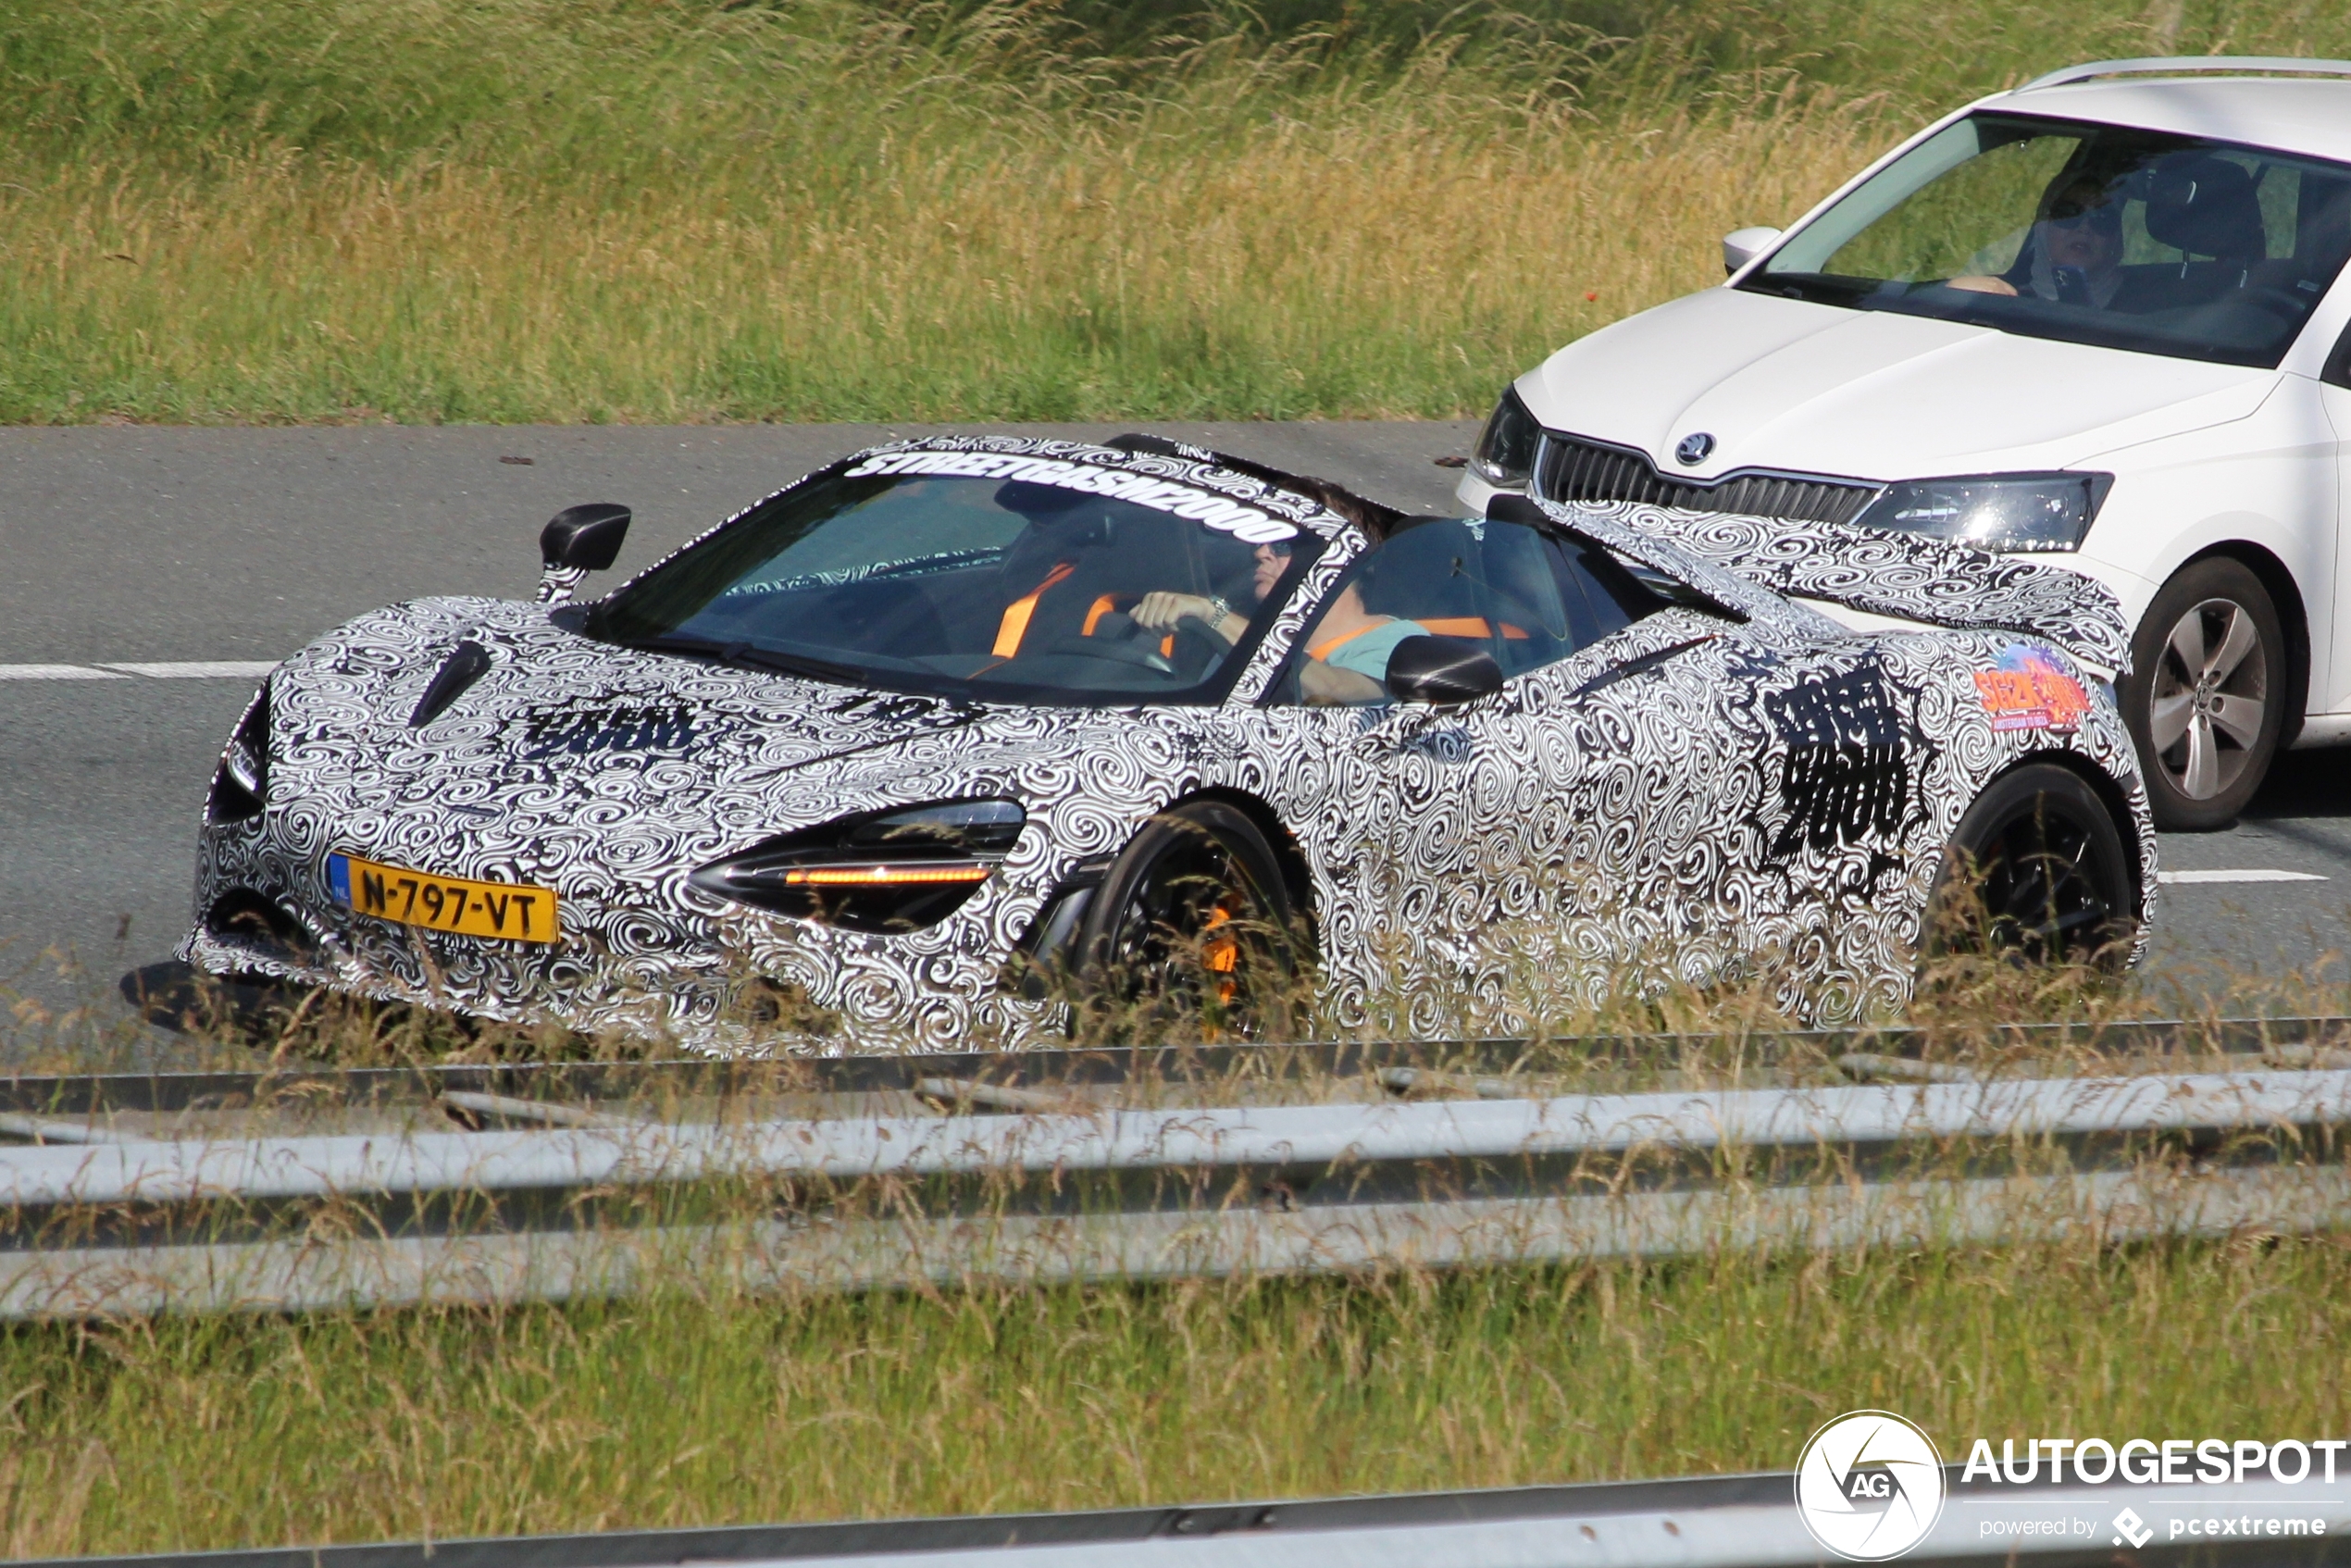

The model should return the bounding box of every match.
[1922,764,2136,970]
[2123,557,2284,830]
[1073,801,1300,1040]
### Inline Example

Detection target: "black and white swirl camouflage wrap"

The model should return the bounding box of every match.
[1554,499,2135,674]
[180,435,2158,1053]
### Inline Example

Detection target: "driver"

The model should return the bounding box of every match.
[1134,543,1429,704]
[1130,540,1291,645]
[1947,175,2126,307]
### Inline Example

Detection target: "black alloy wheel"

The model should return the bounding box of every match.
[1922,764,2135,969]
[1074,800,1300,1039]
[2123,556,2284,830]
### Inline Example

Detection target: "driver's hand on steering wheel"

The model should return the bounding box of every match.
[1133,591,1246,644]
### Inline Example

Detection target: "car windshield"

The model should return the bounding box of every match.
[1742,110,2351,368]
[588,454,1325,704]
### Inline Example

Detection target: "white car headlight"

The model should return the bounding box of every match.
[1851,472,2112,553]
[1470,387,1541,490]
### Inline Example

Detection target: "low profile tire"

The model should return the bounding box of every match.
[2123,557,2284,830]
[1075,801,1299,1039]
[1922,764,2136,969]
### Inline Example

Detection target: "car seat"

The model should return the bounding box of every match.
[2144,154,2267,264]
[1350,520,1540,663]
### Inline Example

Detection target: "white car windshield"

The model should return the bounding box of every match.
[589,454,1325,704]
[1743,110,2351,368]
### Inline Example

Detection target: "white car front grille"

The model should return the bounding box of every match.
[1534,431,1880,528]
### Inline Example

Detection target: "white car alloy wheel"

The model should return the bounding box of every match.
[2127,556,2283,831]
[2150,597,2268,802]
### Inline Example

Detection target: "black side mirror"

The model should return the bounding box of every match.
[1385,635,1503,705]
[1486,492,1546,528]
[541,502,632,571]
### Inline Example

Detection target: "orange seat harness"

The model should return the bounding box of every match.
[990,563,1077,658]
[1307,616,1524,662]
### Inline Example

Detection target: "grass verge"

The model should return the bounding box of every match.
[12,0,2351,424]
[6,1237,2351,1555]
[5,942,2351,1555]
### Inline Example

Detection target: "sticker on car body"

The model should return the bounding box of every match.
[1764,661,1910,855]
[1973,644,2089,732]
[516,703,699,758]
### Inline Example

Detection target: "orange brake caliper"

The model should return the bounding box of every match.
[1200,904,1239,1005]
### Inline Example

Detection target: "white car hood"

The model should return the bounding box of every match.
[1524,289,2274,480]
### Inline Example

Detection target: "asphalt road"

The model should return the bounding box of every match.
[3,420,2346,1049]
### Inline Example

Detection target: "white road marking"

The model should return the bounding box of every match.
[95,661,280,679]
[0,661,276,680]
[2159,868,2330,885]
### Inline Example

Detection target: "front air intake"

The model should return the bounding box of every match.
[206,683,270,825]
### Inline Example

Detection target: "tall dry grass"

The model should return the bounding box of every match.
[0,110,1878,424]
[17,0,2351,424]
[6,1235,2351,1555]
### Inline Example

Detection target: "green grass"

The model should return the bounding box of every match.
[10,0,2351,425]
[6,1237,2351,1555]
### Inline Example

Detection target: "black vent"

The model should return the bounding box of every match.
[1534,434,1879,528]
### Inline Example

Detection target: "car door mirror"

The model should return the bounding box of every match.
[1722,225,1783,275]
[1385,636,1503,705]
[537,503,631,604]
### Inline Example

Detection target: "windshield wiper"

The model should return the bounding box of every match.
[624,634,865,687]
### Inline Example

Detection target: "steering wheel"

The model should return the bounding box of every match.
[1168,614,1234,678]
[1042,630,1177,674]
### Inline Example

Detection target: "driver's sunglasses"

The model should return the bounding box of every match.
[1259,539,1294,557]
[2047,198,2122,233]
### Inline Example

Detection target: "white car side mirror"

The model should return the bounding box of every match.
[1722,226,1784,275]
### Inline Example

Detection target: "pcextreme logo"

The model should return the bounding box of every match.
[1795,1411,1949,1561]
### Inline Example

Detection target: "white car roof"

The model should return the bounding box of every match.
[1999,72,2351,167]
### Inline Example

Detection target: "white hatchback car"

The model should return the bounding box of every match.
[1459,56,2351,828]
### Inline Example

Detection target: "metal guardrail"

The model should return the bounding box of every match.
[28,1465,2351,1568]
[11,1067,2351,1205]
[3,1018,2349,1318]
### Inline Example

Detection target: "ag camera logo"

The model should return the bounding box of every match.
[1796,1411,1947,1561]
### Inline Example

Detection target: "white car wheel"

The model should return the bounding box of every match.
[2127,558,2283,830]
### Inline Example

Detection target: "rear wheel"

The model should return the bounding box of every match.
[1074,801,1300,1039]
[1922,764,2136,969]
[2124,557,2284,830]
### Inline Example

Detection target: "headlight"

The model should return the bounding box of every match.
[689,799,1024,933]
[1850,472,2112,553]
[206,682,270,825]
[1470,386,1541,490]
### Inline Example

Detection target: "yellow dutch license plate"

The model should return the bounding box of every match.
[329,852,560,943]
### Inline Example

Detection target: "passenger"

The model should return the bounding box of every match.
[1290,581,1430,703]
[1947,176,2127,306]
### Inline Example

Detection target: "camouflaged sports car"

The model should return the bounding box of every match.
[180,433,2157,1052]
